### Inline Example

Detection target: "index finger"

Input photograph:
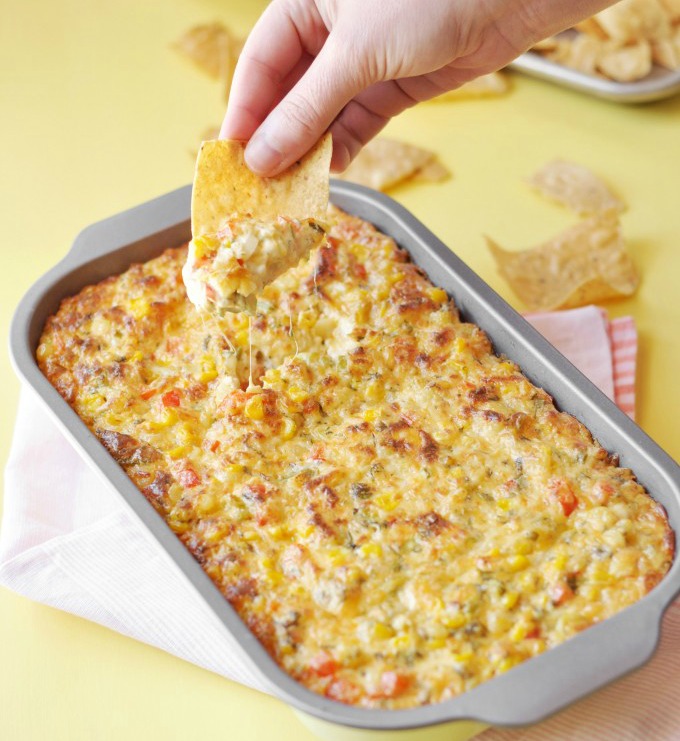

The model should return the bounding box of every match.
[220,1,328,141]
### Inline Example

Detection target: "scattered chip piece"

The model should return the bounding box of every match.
[487,214,639,311]
[528,160,626,215]
[335,138,449,192]
[191,135,332,236]
[411,158,452,183]
[598,39,653,81]
[530,0,680,81]
[432,72,509,100]
[595,0,671,43]
[173,21,244,100]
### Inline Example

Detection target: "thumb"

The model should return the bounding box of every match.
[244,37,364,176]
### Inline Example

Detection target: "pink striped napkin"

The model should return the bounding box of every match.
[525,306,637,419]
[3,305,676,741]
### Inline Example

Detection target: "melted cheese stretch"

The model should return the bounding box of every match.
[38,208,674,709]
[183,215,326,314]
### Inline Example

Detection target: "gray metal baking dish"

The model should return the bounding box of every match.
[9,181,680,741]
[511,39,680,104]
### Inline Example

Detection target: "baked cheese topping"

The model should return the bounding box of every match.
[183,214,326,314]
[38,208,674,709]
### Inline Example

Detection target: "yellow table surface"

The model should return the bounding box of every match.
[1,1,679,739]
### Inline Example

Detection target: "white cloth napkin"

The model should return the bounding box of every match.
[2,306,677,740]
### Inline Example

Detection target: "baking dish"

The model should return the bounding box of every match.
[9,182,680,741]
[511,47,680,103]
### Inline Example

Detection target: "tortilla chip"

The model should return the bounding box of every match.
[595,0,672,43]
[334,138,436,191]
[411,158,451,183]
[191,134,332,236]
[547,35,602,75]
[574,18,610,40]
[528,160,625,215]
[532,36,561,52]
[658,0,680,22]
[597,39,653,81]
[432,72,509,100]
[486,214,639,312]
[173,22,245,101]
[652,27,680,69]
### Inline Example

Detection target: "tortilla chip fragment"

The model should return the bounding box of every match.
[595,0,672,43]
[191,135,332,237]
[652,27,680,69]
[173,22,244,101]
[547,35,602,75]
[598,40,653,81]
[487,214,639,312]
[658,0,680,21]
[411,158,451,183]
[432,72,509,100]
[574,18,610,40]
[335,138,444,191]
[528,160,625,215]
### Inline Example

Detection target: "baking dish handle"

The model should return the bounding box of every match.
[64,185,192,266]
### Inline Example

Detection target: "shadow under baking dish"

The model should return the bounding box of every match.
[9,181,680,741]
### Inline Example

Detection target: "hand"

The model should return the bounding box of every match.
[221,0,614,175]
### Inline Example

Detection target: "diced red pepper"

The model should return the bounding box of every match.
[550,479,579,517]
[378,671,411,698]
[549,580,575,606]
[178,467,201,488]
[162,389,181,408]
[309,651,340,677]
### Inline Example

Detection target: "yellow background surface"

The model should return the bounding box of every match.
[1,1,679,739]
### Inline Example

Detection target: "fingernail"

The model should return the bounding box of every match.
[245,134,283,174]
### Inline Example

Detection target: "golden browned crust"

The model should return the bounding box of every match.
[38,208,674,709]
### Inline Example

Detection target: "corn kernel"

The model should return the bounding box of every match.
[451,651,473,665]
[244,394,265,420]
[129,297,151,319]
[362,408,379,423]
[426,638,447,650]
[354,302,371,325]
[454,337,467,354]
[129,350,143,362]
[167,445,189,460]
[83,393,107,412]
[225,463,245,475]
[264,569,283,586]
[268,525,289,541]
[388,272,405,286]
[192,235,218,259]
[497,498,512,511]
[515,539,534,555]
[196,494,219,515]
[234,329,250,348]
[442,612,467,630]
[242,530,258,542]
[501,591,520,610]
[359,542,383,559]
[298,310,316,329]
[148,407,178,430]
[264,368,282,385]
[428,287,448,303]
[287,386,309,403]
[280,417,297,440]
[260,557,275,570]
[497,656,522,673]
[326,547,347,567]
[374,493,398,512]
[518,572,538,593]
[506,555,530,572]
[553,554,568,571]
[298,525,315,539]
[372,623,396,641]
[364,379,385,403]
[391,634,413,650]
[197,357,218,384]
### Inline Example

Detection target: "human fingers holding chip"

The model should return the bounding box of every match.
[221,0,616,177]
